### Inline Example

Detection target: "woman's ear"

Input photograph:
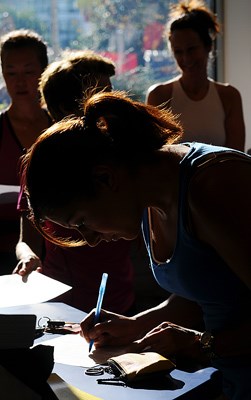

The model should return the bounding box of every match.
[92,165,117,191]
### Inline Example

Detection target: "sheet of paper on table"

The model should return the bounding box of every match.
[39,334,97,367]
[0,271,72,307]
[39,334,126,368]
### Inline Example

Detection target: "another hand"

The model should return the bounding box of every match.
[132,322,201,359]
[80,308,141,348]
[13,255,43,276]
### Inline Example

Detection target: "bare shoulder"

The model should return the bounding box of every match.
[188,155,251,285]
[146,76,178,107]
[215,82,240,100]
[188,155,251,220]
[214,81,243,115]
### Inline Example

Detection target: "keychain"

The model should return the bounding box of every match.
[37,316,81,334]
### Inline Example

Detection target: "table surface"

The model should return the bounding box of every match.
[0,184,20,203]
[0,302,222,400]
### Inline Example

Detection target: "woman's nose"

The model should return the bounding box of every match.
[16,74,27,86]
[78,227,101,247]
[182,50,195,65]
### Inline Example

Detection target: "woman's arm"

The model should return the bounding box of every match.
[80,294,204,348]
[189,158,251,289]
[217,84,246,151]
[14,213,44,275]
[131,320,251,362]
[146,82,173,108]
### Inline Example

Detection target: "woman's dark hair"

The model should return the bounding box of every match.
[166,0,220,49]
[21,90,183,246]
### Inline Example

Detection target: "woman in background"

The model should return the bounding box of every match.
[146,0,245,151]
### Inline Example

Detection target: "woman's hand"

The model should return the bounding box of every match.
[81,310,202,361]
[14,240,43,276]
[131,322,201,359]
[80,308,141,348]
[13,254,43,276]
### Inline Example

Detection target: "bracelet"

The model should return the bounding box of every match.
[199,331,218,359]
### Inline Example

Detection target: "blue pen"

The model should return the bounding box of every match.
[89,272,108,352]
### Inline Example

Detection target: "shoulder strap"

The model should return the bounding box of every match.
[196,150,251,170]
[0,111,4,143]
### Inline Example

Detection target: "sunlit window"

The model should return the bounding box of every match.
[0,0,216,106]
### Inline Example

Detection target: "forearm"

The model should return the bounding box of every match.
[14,213,44,274]
[133,295,204,337]
[134,295,251,357]
[16,241,39,261]
[17,213,44,259]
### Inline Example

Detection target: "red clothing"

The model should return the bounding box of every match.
[0,111,24,185]
[0,111,24,253]
[143,22,164,50]
[18,195,135,314]
[0,110,51,260]
[43,221,135,314]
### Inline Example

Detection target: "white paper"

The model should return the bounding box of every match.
[39,334,96,367]
[40,333,128,368]
[0,184,20,194]
[0,272,72,307]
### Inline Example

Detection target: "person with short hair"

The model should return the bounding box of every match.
[40,49,115,121]
[0,29,51,274]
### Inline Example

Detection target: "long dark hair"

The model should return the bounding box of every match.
[21,91,183,246]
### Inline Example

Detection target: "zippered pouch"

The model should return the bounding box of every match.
[98,352,176,384]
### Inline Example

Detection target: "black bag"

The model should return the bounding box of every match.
[0,344,58,399]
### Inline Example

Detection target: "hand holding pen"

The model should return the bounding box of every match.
[89,272,108,352]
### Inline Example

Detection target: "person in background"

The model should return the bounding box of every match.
[14,50,136,315]
[20,90,251,400]
[38,49,115,121]
[146,0,245,151]
[0,29,51,274]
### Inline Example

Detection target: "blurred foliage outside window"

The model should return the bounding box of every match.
[0,0,212,109]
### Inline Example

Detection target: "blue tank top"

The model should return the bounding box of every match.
[142,142,251,399]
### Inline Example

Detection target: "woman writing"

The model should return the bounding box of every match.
[20,91,251,399]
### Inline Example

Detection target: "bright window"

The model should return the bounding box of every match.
[0,0,218,106]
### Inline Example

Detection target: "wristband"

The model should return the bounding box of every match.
[200,331,218,359]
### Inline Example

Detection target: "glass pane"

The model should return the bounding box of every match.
[0,0,216,106]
